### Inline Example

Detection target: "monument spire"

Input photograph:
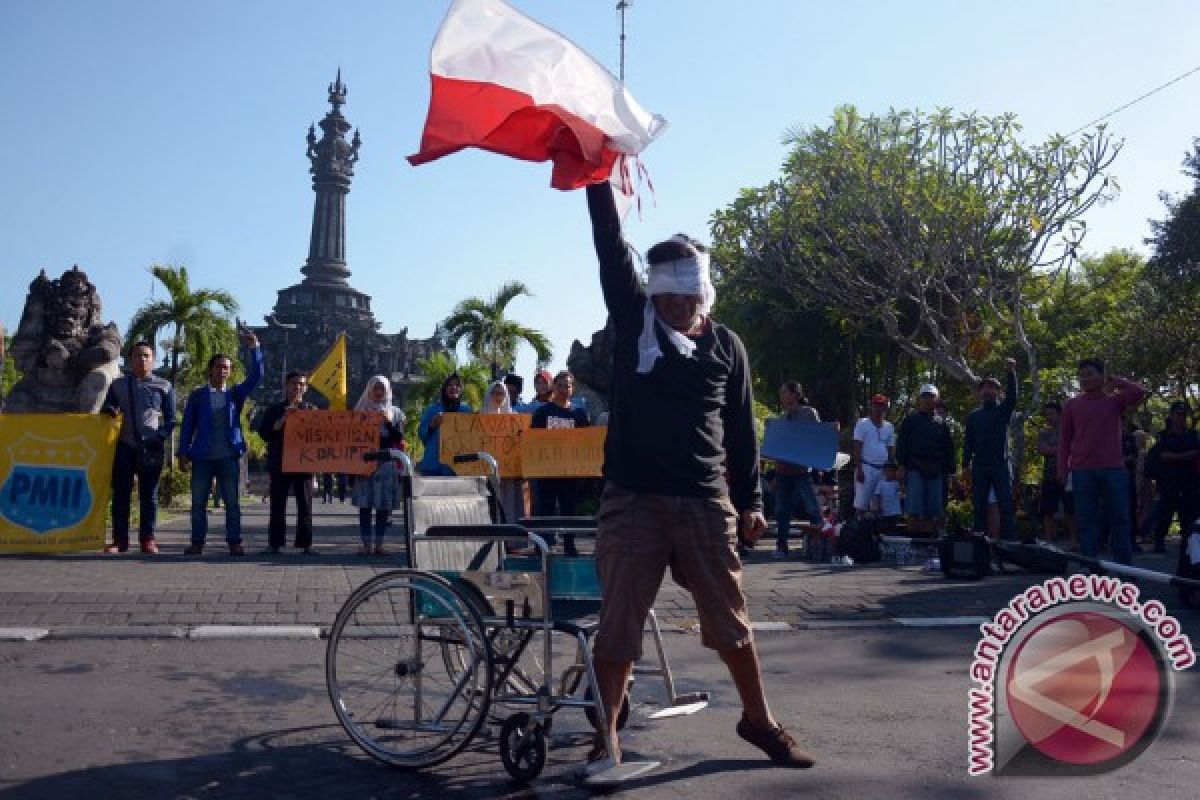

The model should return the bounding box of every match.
[301,71,361,287]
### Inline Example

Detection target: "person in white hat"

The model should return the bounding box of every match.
[896,383,956,535]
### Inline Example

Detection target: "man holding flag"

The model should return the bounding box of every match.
[409,0,815,775]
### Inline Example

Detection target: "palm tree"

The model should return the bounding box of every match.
[127,264,239,388]
[441,281,552,379]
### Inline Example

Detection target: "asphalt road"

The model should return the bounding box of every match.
[1,626,1197,799]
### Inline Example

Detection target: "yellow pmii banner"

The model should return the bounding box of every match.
[0,413,120,553]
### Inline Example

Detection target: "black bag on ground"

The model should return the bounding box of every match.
[992,541,1068,575]
[939,528,991,580]
[837,518,882,563]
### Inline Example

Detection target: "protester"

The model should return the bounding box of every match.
[531,368,553,405]
[354,375,406,556]
[102,340,176,554]
[483,379,526,522]
[256,370,317,555]
[932,399,956,509]
[584,182,814,769]
[531,371,589,556]
[1151,401,1200,555]
[503,372,527,411]
[417,373,473,476]
[962,360,1018,540]
[874,462,903,533]
[178,332,263,556]
[771,381,822,559]
[1058,359,1146,565]
[852,395,896,518]
[895,384,955,535]
[1121,418,1143,552]
[1037,401,1075,546]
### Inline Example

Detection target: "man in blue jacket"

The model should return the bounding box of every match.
[178,332,263,555]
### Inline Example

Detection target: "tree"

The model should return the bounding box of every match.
[712,106,1122,484]
[127,264,239,388]
[1147,138,1200,294]
[1,332,20,402]
[441,281,552,379]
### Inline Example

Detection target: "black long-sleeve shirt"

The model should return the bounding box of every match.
[963,370,1018,468]
[586,183,762,513]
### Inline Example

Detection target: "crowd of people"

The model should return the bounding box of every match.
[99,331,601,558]
[764,357,1198,569]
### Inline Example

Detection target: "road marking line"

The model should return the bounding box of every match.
[894,616,989,627]
[0,628,49,641]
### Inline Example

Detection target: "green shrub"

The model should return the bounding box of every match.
[158,468,190,509]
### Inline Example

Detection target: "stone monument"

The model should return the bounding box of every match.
[251,72,441,405]
[5,266,122,413]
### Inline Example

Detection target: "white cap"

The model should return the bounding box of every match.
[919,383,939,397]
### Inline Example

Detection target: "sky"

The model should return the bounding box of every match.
[3,1,1200,383]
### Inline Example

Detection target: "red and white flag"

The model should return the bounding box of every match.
[408,0,668,190]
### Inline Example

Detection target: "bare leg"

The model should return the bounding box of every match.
[719,642,776,729]
[593,657,632,763]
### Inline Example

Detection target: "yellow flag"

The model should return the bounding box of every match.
[309,332,348,410]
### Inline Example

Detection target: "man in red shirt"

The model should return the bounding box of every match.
[1058,358,1146,564]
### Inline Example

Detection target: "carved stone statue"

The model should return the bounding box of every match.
[566,319,616,422]
[5,266,122,413]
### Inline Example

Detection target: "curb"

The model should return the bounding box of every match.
[189,625,321,640]
[0,616,1077,642]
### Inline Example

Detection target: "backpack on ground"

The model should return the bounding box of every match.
[939,528,991,580]
[992,541,1068,575]
[837,517,882,564]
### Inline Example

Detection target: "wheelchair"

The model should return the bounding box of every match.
[325,451,708,786]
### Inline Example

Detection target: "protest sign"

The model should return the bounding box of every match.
[439,413,530,478]
[281,410,381,476]
[0,413,120,553]
[762,418,839,471]
[520,427,606,478]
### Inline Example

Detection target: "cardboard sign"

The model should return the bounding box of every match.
[520,427,607,478]
[762,418,839,471]
[0,413,119,553]
[281,410,381,476]
[439,413,531,478]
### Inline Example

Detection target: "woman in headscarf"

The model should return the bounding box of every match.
[482,380,525,522]
[352,375,406,555]
[417,372,473,477]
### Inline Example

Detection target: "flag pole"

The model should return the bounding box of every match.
[617,1,632,82]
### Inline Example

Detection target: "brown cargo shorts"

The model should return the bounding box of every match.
[592,482,754,662]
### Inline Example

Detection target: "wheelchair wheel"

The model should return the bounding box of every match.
[499,712,547,783]
[327,569,493,768]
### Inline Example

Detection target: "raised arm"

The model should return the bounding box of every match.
[1110,375,1147,410]
[1001,361,1018,418]
[586,182,644,327]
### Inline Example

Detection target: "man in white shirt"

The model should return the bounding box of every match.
[853,394,896,516]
